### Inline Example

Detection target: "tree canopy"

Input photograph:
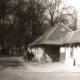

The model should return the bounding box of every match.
[0,0,77,55]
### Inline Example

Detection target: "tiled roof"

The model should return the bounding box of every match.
[29,22,73,47]
[65,31,80,44]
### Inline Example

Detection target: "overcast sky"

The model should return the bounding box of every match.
[66,0,80,28]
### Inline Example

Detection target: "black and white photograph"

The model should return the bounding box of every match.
[0,0,80,80]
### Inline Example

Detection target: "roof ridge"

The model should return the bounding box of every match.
[41,23,60,44]
[74,30,80,32]
[60,23,73,31]
[42,22,60,36]
[64,31,75,44]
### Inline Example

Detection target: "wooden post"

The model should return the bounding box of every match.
[43,47,46,62]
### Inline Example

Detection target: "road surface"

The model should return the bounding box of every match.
[0,56,80,80]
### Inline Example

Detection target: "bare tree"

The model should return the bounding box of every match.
[44,0,63,26]
[44,0,77,30]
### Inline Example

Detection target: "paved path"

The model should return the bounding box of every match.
[1,70,80,80]
[1,57,80,80]
[0,56,80,73]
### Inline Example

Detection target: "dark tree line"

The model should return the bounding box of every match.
[0,0,77,55]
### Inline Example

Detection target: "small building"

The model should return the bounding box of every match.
[29,22,80,66]
[29,22,72,62]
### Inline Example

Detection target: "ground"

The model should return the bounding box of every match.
[0,56,80,80]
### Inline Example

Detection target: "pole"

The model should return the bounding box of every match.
[43,47,46,62]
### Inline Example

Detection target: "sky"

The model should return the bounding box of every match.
[66,0,80,28]
[67,0,80,10]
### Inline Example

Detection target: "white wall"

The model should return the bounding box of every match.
[32,47,52,62]
[65,47,72,64]
[60,47,75,65]
[73,46,80,64]
[65,46,80,65]
[32,46,80,65]
[60,47,65,53]
[32,48,43,62]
